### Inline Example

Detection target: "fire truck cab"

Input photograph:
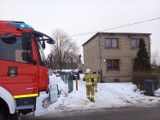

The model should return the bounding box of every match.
[0,20,58,120]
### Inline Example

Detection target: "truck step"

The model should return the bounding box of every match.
[16,105,34,110]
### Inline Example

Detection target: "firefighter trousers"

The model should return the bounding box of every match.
[86,85,95,100]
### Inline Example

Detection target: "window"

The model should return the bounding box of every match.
[37,42,46,62]
[131,38,139,48]
[0,35,27,63]
[105,38,118,48]
[106,59,119,70]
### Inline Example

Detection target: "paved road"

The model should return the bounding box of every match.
[22,105,160,120]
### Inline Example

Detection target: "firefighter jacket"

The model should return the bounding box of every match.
[83,73,92,87]
[91,73,98,82]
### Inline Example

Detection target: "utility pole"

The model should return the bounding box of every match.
[99,33,103,83]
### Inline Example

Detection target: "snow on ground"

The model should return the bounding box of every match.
[48,74,160,114]
[49,74,68,94]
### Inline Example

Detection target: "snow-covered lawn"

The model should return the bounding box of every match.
[49,74,160,114]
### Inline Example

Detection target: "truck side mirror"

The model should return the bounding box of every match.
[22,31,31,50]
[47,39,55,44]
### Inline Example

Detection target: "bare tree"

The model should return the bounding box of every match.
[50,29,79,71]
[151,50,160,87]
[151,50,160,67]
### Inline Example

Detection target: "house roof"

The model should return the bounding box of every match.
[82,32,151,46]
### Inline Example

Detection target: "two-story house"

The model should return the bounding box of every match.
[82,32,151,82]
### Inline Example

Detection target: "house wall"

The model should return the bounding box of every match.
[83,36,100,72]
[83,33,150,82]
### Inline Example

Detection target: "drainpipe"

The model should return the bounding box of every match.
[99,33,103,83]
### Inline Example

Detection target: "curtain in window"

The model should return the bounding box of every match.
[105,39,111,48]
[112,39,118,48]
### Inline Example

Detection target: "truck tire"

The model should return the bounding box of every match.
[0,110,5,120]
[9,113,21,120]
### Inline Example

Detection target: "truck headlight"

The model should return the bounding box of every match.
[42,98,50,108]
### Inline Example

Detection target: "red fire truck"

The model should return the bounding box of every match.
[0,20,59,120]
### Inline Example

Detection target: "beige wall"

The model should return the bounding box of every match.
[83,36,100,72]
[83,33,150,82]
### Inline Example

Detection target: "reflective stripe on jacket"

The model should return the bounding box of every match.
[83,73,92,86]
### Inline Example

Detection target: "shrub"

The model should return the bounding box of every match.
[133,39,151,72]
[132,71,159,90]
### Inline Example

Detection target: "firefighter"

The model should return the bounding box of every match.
[91,70,99,92]
[83,69,95,102]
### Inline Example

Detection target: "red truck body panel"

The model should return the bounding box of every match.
[0,60,39,96]
[0,20,49,98]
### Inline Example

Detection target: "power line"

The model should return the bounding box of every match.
[69,17,160,38]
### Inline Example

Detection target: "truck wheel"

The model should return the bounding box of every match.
[0,111,5,120]
[9,113,21,120]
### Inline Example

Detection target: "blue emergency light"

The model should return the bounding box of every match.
[8,21,32,28]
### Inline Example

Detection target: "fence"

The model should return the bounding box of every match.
[59,72,74,93]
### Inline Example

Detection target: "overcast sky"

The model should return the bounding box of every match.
[0,0,160,57]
